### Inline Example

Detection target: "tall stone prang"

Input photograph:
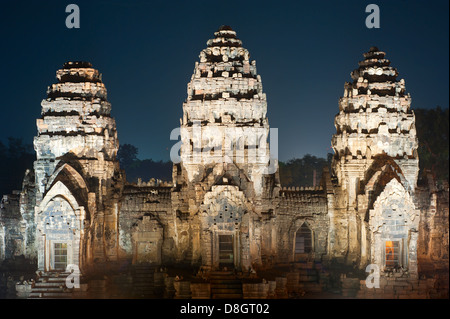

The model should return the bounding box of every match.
[172,26,280,270]
[32,62,122,272]
[1,32,447,299]
[332,47,419,203]
[178,25,275,197]
[329,48,421,274]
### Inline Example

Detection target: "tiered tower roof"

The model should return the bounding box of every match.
[332,47,417,160]
[183,26,267,126]
[350,47,402,97]
[179,26,274,195]
[34,62,118,161]
[331,47,419,189]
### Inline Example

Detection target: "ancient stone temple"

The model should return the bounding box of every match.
[31,61,123,273]
[330,47,421,273]
[0,27,448,299]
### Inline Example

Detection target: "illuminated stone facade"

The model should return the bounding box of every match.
[0,28,447,299]
[30,61,123,273]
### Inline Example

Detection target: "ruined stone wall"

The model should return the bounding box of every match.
[117,182,331,271]
[0,222,3,261]
[118,183,176,265]
[0,193,25,260]
[274,187,329,264]
[416,179,449,274]
[19,169,36,261]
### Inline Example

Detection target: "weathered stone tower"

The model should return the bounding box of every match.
[331,47,421,274]
[32,62,123,273]
[1,30,447,299]
[178,25,275,195]
[172,26,280,270]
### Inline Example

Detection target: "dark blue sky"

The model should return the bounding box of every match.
[1,0,448,161]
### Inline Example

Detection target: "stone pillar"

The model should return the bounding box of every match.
[408,230,419,277]
[347,209,360,264]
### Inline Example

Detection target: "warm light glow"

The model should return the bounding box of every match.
[385,240,399,267]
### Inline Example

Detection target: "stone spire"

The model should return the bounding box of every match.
[34,61,119,197]
[206,25,243,48]
[33,62,122,271]
[179,26,274,196]
[331,47,419,200]
[183,25,267,125]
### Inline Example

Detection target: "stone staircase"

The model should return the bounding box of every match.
[210,270,242,299]
[87,279,109,298]
[131,264,156,298]
[109,273,133,298]
[28,271,74,299]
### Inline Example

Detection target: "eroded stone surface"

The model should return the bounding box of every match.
[0,32,447,299]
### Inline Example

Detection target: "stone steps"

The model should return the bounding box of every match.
[190,283,210,299]
[131,264,157,298]
[30,287,67,292]
[87,279,109,299]
[174,281,192,299]
[34,282,64,287]
[28,271,76,299]
[212,293,243,299]
[211,280,242,289]
[28,292,73,299]
[209,271,242,299]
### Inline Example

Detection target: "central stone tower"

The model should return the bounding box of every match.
[172,26,279,270]
[178,26,275,196]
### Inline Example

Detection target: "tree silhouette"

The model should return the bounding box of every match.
[414,106,449,183]
[0,138,35,197]
[117,144,138,169]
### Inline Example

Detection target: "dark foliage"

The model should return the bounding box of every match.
[414,106,449,183]
[117,143,138,169]
[279,154,332,187]
[117,144,172,183]
[0,138,35,197]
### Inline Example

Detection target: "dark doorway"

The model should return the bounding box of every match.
[295,224,312,254]
[54,242,68,270]
[218,234,234,267]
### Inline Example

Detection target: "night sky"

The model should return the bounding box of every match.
[1,0,448,162]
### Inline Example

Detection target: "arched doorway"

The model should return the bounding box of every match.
[41,196,79,271]
[200,185,250,270]
[368,178,419,273]
[131,215,163,265]
[295,223,313,255]
[36,181,85,272]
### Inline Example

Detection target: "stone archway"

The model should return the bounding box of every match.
[368,178,420,274]
[200,185,251,270]
[36,181,85,272]
[288,219,321,262]
[131,215,164,265]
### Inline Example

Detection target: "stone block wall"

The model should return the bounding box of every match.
[118,183,175,265]
[416,178,449,275]
[0,192,25,260]
[274,187,329,264]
